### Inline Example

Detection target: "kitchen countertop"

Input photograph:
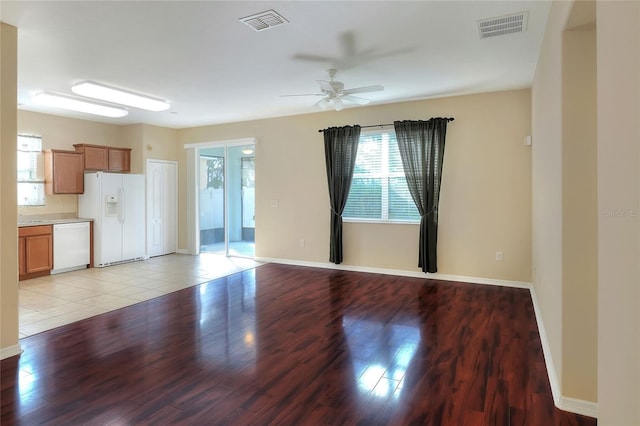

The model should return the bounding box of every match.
[18,214,94,227]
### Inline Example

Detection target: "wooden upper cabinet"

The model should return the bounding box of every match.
[74,144,131,172]
[79,144,108,170]
[108,147,131,172]
[44,149,84,194]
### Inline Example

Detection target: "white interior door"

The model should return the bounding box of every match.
[147,159,178,257]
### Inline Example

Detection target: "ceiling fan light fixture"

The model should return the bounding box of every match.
[282,69,383,112]
[33,92,128,118]
[72,81,170,111]
[316,98,330,110]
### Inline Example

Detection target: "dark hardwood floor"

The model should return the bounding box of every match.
[1,263,596,425]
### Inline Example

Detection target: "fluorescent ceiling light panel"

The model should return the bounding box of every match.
[72,81,170,111]
[33,92,128,118]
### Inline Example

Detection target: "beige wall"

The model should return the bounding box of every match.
[1,23,20,355]
[178,89,532,282]
[15,113,177,215]
[17,110,129,215]
[531,0,571,400]
[561,18,597,401]
[596,1,640,424]
[122,124,144,174]
[532,0,599,406]
[534,0,640,418]
[141,124,179,165]
[3,3,638,417]
[123,123,178,174]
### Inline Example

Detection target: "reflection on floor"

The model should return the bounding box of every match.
[200,241,255,257]
[18,253,260,338]
[3,264,597,424]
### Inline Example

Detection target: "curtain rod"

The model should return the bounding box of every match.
[318,117,454,133]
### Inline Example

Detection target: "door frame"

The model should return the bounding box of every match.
[184,138,256,257]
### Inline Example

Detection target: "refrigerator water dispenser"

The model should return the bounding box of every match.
[105,195,119,216]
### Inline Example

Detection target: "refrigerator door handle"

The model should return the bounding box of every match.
[120,187,126,224]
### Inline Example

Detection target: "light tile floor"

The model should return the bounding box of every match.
[18,253,261,339]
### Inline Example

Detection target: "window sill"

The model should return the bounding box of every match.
[343,218,420,225]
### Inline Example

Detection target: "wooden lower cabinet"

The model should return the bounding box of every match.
[19,225,53,281]
[18,236,26,277]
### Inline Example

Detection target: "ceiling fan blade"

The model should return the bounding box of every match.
[292,53,336,63]
[314,98,330,110]
[342,95,370,105]
[341,85,384,95]
[279,93,324,97]
[360,47,414,61]
[317,80,336,94]
[339,31,356,57]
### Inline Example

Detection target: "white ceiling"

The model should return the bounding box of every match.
[1,1,551,129]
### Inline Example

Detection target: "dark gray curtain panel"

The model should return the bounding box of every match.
[394,118,449,273]
[323,125,361,264]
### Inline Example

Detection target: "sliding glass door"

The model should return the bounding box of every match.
[198,143,255,258]
[199,147,225,254]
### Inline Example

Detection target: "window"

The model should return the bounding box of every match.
[343,130,420,222]
[17,134,45,206]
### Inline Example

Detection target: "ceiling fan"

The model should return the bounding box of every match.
[292,32,413,71]
[281,69,383,111]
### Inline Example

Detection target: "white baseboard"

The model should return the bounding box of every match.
[256,256,597,419]
[176,249,190,255]
[529,285,562,405]
[559,396,599,418]
[0,344,23,360]
[51,264,90,275]
[529,285,599,419]
[254,257,531,289]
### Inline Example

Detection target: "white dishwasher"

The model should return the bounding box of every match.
[52,222,91,274]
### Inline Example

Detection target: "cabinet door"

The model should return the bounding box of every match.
[108,148,131,172]
[52,151,84,193]
[83,146,108,170]
[18,236,26,276]
[25,234,53,274]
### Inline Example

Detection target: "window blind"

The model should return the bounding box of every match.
[17,135,45,206]
[343,131,420,222]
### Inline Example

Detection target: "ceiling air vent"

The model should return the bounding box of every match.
[239,9,289,32]
[478,12,528,39]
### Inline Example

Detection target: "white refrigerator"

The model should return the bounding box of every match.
[79,172,145,267]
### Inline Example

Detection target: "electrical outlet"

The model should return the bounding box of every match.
[299,239,305,248]
[496,251,503,261]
